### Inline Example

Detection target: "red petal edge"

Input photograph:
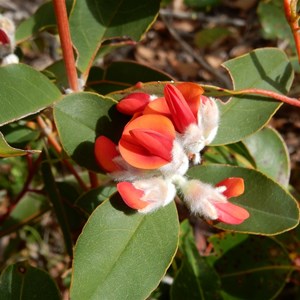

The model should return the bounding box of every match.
[94,136,122,173]
[214,202,250,225]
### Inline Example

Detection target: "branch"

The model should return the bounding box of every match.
[284,0,300,63]
[52,0,78,91]
[204,85,300,107]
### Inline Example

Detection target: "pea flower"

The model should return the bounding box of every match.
[94,82,250,225]
[180,177,249,224]
[117,178,176,213]
[118,114,189,176]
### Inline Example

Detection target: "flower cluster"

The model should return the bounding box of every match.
[94,82,249,225]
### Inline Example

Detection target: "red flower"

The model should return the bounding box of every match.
[164,84,198,133]
[118,114,176,169]
[94,136,122,173]
[214,178,249,225]
[181,177,249,225]
[117,177,176,213]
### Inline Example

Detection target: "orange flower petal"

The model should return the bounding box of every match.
[94,136,122,173]
[214,202,250,225]
[117,182,149,209]
[122,113,176,138]
[216,177,245,198]
[176,82,203,118]
[164,84,197,133]
[119,114,176,169]
[116,92,151,115]
[143,97,171,117]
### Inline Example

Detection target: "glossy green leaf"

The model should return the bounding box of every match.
[53,92,128,171]
[212,48,293,145]
[171,220,222,300]
[243,127,290,187]
[88,61,173,94]
[71,194,179,300]
[75,184,117,216]
[0,131,40,157]
[187,164,299,235]
[69,0,160,73]
[0,64,61,126]
[0,261,61,300]
[0,192,49,238]
[208,233,292,299]
[15,0,73,42]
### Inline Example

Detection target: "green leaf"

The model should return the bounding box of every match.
[187,164,299,235]
[257,0,294,44]
[15,0,73,42]
[1,122,39,147]
[208,233,292,299]
[45,60,72,90]
[0,261,61,300]
[88,61,173,94]
[0,192,49,238]
[171,220,222,300]
[243,127,290,187]
[70,194,179,300]
[212,48,293,145]
[69,0,160,73]
[75,184,117,216]
[0,131,40,157]
[54,92,128,172]
[0,64,61,126]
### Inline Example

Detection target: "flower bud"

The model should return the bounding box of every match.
[117,177,176,213]
[180,178,249,225]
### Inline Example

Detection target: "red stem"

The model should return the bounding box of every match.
[237,88,300,107]
[284,0,300,63]
[88,172,99,189]
[52,0,78,91]
[52,0,99,189]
